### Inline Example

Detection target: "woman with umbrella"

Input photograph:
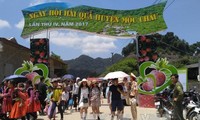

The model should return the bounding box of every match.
[0,80,15,119]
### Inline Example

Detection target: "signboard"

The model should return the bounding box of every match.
[178,69,188,91]
[21,1,167,38]
[138,35,158,64]
[30,38,49,66]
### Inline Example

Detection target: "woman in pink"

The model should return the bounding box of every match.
[0,80,15,119]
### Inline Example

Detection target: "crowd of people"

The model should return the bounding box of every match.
[0,73,139,120]
[0,72,185,120]
[0,77,48,120]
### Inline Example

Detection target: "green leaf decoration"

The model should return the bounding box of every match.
[165,65,178,74]
[35,63,49,78]
[14,61,50,86]
[14,67,29,75]
[44,78,51,86]
[139,61,154,78]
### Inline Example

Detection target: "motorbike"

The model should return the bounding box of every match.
[186,92,200,120]
[155,86,200,120]
[154,88,174,119]
[182,89,197,119]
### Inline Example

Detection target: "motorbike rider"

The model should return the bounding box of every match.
[171,74,184,120]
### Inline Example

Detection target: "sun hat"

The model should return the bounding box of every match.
[79,78,91,86]
[51,78,59,83]
[82,78,87,82]
[130,73,136,78]
[76,77,80,81]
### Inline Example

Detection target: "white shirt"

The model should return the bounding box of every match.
[79,87,89,104]
[61,91,69,101]
[73,83,79,95]
[121,85,127,99]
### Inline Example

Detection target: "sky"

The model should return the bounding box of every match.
[0,0,200,60]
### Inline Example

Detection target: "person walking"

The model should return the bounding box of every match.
[61,87,69,113]
[44,86,54,117]
[107,78,124,120]
[9,83,27,120]
[26,80,37,120]
[118,78,126,119]
[49,78,63,120]
[102,81,108,98]
[129,73,138,120]
[90,80,101,120]
[0,80,15,119]
[38,77,47,115]
[72,77,80,111]
[78,78,90,120]
[171,74,184,120]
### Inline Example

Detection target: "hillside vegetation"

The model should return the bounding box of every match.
[122,32,200,68]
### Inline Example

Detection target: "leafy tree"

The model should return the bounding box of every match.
[103,58,139,76]
[120,32,200,68]
[122,41,136,57]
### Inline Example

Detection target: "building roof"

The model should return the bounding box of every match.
[0,37,67,65]
[186,63,199,68]
[0,37,29,51]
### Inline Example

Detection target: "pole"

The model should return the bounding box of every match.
[198,60,200,80]
[111,52,114,64]
[134,35,140,76]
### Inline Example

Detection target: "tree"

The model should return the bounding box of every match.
[103,58,138,76]
[122,41,136,57]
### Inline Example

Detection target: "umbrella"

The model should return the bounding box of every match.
[87,77,102,82]
[104,71,129,80]
[62,74,74,80]
[2,74,28,84]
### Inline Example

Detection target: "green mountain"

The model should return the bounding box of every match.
[64,54,123,78]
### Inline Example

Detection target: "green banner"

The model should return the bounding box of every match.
[21,1,167,38]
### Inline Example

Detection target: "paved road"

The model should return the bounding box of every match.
[37,99,167,120]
